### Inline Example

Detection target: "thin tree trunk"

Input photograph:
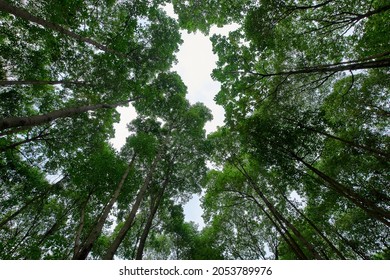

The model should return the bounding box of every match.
[103,150,163,260]
[0,0,127,58]
[244,57,390,78]
[0,80,89,87]
[73,154,137,260]
[286,0,334,11]
[252,183,322,259]
[289,119,389,159]
[248,193,308,259]
[0,98,137,131]
[131,217,147,260]
[274,242,279,260]
[0,197,41,229]
[73,195,91,258]
[0,186,55,228]
[331,226,370,260]
[135,179,168,260]
[234,160,323,259]
[281,193,346,259]
[288,152,390,226]
[0,132,50,152]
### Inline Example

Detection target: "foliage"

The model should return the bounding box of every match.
[0,0,389,260]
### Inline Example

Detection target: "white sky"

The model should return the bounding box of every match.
[110,4,238,229]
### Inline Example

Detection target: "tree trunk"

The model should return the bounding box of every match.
[0,132,50,152]
[249,193,308,259]
[135,178,168,260]
[234,160,323,259]
[0,98,136,131]
[103,150,163,260]
[290,119,390,159]
[247,57,390,78]
[252,184,322,259]
[73,154,137,260]
[0,0,127,58]
[0,197,40,229]
[73,195,91,258]
[0,80,89,87]
[289,152,390,226]
[281,193,346,259]
[0,183,57,228]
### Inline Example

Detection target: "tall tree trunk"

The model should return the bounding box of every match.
[103,150,163,260]
[274,242,279,260]
[130,217,147,260]
[233,160,323,259]
[73,154,137,260]
[0,98,137,131]
[135,178,168,260]
[288,151,390,226]
[248,192,308,259]
[281,192,346,259]
[0,0,127,58]
[73,195,91,258]
[331,226,370,260]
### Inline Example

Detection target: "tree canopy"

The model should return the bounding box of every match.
[0,0,389,260]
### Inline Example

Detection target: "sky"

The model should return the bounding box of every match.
[110,4,238,229]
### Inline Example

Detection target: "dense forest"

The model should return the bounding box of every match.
[0,0,389,260]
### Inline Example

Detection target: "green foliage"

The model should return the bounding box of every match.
[1,0,389,260]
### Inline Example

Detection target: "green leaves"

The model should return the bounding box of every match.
[1,0,389,260]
